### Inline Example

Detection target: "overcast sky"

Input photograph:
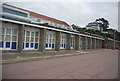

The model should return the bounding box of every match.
[1,0,119,30]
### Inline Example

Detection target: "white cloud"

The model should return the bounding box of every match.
[1,0,120,2]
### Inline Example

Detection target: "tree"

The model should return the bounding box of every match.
[95,18,109,31]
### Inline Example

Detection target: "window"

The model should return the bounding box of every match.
[46,34,49,43]
[30,32,34,42]
[37,19,41,22]
[3,7,28,17]
[23,29,39,50]
[0,28,4,41]
[41,20,44,23]
[26,37,29,42]
[59,25,62,28]
[54,23,57,27]
[5,35,10,41]
[64,26,67,29]
[16,11,27,17]
[61,25,64,28]
[50,22,54,26]
[2,28,5,35]
[79,37,82,49]
[35,32,39,42]
[12,28,17,35]
[52,34,55,43]
[26,31,30,42]
[23,30,25,42]
[60,33,67,49]
[46,31,55,49]
[12,28,17,41]
[0,28,2,35]
[71,35,75,49]
[1,26,18,50]
[5,28,11,41]
[26,31,30,36]
[57,24,60,27]
[6,28,11,34]
[12,36,17,41]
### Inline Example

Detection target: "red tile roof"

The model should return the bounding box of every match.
[4,3,70,26]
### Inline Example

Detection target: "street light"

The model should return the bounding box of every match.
[113,29,116,49]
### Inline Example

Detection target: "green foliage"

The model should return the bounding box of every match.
[95,18,109,31]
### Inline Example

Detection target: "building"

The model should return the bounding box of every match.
[0,3,119,53]
[86,21,101,30]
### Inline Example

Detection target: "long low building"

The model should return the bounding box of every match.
[0,3,119,53]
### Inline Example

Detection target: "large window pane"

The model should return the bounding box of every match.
[50,39,52,43]
[0,28,2,35]
[52,39,54,43]
[31,32,34,37]
[2,35,4,41]
[26,31,30,36]
[50,34,52,38]
[46,39,48,43]
[47,34,49,38]
[23,36,25,42]
[5,35,10,41]
[71,38,73,43]
[12,36,17,41]
[24,30,25,36]
[35,38,38,42]
[12,28,17,35]
[26,37,29,42]
[35,32,39,42]
[31,37,34,42]
[35,32,39,37]
[53,34,55,38]
[3,7,27,17]
[2,28,4,35]
[16,11,27,17]
[6,28,11,35]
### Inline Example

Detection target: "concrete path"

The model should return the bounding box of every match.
[2,49,105,64]
[2,49,118,79]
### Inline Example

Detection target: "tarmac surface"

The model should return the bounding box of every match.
[2,49,118,79]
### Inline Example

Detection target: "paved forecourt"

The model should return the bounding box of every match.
[3,49,118,79]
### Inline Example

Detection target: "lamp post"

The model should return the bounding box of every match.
[113,29,116,49]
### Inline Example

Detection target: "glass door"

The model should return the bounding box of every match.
[23,30,39,50]
[34,31,39,49]
[79,36,82,49]
[71,35,75,49]
[46,31,55,49]
[60,33,66,49]
[25,30,30,50]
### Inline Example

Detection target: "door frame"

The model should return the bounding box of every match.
[46,30,55,49]
[23,27,39,50]
[60,33,66,49]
